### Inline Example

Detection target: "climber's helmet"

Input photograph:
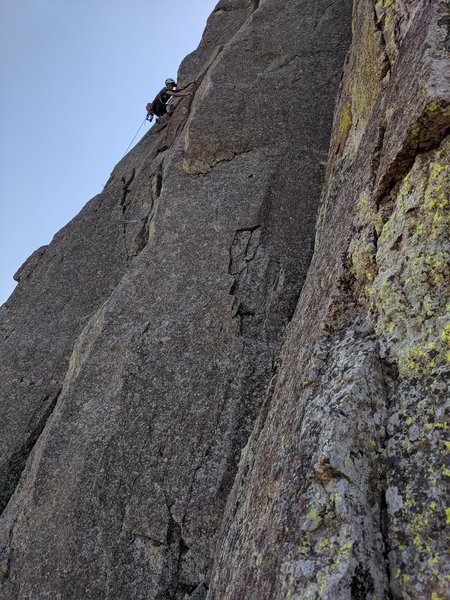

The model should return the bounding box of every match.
[165,78,176,87]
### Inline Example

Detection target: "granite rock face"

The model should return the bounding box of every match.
[208,1,450,598]
[0,0,352,598]
[1,0,448,598]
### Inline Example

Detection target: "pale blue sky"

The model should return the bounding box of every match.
[0,0,217,304]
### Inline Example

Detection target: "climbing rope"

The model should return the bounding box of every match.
[122,116,148,158]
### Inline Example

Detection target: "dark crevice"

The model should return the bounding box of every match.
[351,564,376,600]
[152,119,169,137]
[0,386,62,516]
[225,361,280,525]
[228,226,260,276]
[121,163,164,261]
[373,4,392,77]
[120,169,136,211]
[120,170,137,261]
[375,123,449,208]
[379,490,395,600]
[3,519,15,584]
[370,123,386,186]
[376,352,398,599]
[127,214,151,260]
[0,570,8,585]
[162,508,196,600]
[2,328,15,343]
[228,226,262,336]
[154,172,163,198]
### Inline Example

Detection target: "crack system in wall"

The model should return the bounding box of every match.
[228,226,261,335]
[0,385,62,516]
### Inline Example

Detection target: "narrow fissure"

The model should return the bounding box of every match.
[373,4,392,78]
[370,123,386,187]
[376,351,399,599]
[379,489,395,600]
[0,386,62,516]
[120,169,136,212]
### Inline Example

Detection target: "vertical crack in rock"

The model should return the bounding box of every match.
[120,168,138,263]
[372,136,449,596]
[376,353,398,600]
[372,2,392,78]
[165,511,192,599]
[228,226,262,334]
[379,489,395,600]
[120,168,136,212]
[0,385,62,516]
[370,123,386,187]
[228,226,261,276]
[122,162,165,261]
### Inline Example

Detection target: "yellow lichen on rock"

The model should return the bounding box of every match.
[349,192,382,298]
[335,98,353,152]
[65,304,106,386]
[372,139,450,382]
[331,2,389,159]
[351,11,387,122]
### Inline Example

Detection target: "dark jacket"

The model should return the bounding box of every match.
[151,86,175,116]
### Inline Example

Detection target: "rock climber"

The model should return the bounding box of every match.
[146,78,195,121]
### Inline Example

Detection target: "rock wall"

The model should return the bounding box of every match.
[1,1,448,598]
[0,1,352,598]
[208,1,450,599]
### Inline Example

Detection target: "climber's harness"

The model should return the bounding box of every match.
[145,103,155,122]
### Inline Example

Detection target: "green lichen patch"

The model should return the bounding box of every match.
[372,140,450,383]
[351,7,389,123]
[383,398,449,597]
[335,98,353,153]
[339,100,353,139]
[348,229,377,298]
[374,139,450,596]
[348,192,386,303]
[66,304,106,384]
[342,138,450,595]
[331,1,390,160]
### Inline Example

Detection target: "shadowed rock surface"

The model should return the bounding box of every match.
[1,0,448,598]
[0,0,352,598]
[208,1,450,598]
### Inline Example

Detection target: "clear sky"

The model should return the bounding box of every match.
[0,0,218,304]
